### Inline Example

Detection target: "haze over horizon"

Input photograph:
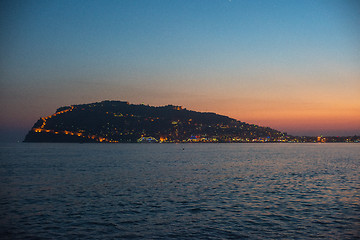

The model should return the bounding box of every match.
[1,0,359,142]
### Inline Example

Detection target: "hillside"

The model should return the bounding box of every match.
[24,100,286,143]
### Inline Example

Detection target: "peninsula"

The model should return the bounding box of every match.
[24,100,287,143]
[24,100,359,143]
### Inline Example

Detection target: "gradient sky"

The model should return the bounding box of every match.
[1,0,359,141]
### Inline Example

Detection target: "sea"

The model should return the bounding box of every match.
[0,143,359,239]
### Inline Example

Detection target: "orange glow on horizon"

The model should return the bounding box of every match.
[176,91,360,136]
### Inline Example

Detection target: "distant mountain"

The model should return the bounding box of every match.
[24,100,286,143]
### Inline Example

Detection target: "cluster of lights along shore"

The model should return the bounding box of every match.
[28,101,359,143]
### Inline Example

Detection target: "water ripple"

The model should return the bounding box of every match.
[0,143,359,239]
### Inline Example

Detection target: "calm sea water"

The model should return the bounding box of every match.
[0,143,359,239]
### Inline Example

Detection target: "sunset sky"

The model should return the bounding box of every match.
[1,0,359,141]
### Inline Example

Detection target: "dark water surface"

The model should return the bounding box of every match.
[0,143,359,239]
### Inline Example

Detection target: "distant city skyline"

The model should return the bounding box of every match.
[1,0,359,141]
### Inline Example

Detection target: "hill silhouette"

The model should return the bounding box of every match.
[24,100,286,143]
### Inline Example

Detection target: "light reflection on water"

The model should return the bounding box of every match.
[0,143,359,239]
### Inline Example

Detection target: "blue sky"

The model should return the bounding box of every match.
[1,0,359,141]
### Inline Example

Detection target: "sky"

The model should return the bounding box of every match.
[1,0,359,141]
